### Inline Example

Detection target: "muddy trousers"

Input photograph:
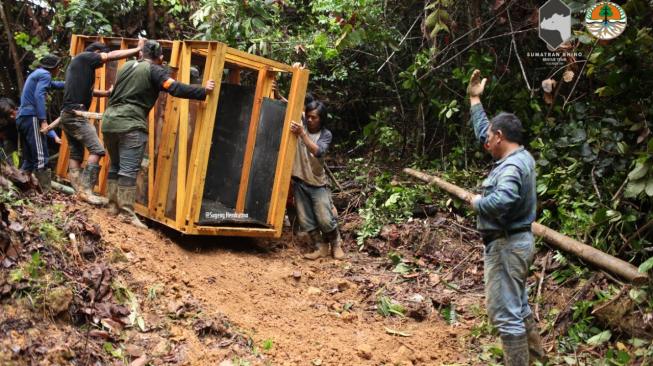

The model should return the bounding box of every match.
[484,232,535,336]
[60,110,105,162]
[103,129,147,182]
[292,178,337,234]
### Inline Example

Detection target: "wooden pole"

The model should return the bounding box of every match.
[403,168,649,285]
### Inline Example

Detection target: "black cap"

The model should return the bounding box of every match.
[39,54,61,69]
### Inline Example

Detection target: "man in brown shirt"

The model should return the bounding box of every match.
[290,100,344,260]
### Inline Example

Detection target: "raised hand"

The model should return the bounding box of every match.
[467,69,488,98]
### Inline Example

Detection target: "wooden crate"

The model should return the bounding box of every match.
[56,35,309,238]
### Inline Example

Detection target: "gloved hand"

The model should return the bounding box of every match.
[467,69,487,98]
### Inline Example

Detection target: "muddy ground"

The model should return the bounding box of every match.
[1,189,639,365]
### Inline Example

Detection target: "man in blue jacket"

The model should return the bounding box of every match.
[16,55,64,190]
[467,69,544,365]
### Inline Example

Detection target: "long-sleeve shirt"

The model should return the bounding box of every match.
[292,125,332,187]
[470,103,537,232]
[17,68,65,120]
[102,60,207,133]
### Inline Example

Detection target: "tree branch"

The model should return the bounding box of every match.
[377,16,421,74]
[507,8,532,94]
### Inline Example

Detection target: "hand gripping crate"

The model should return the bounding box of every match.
[56,35,309,238]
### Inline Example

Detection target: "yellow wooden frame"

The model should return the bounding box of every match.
[57,35,309,238]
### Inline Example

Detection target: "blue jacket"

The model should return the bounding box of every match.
[470,103,537,231]
[17,68,65,120]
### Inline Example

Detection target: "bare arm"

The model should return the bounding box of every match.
[102,38,146,62]
[102,47,140,62]
[290,121,320,155]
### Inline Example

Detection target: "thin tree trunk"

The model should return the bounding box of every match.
[403,168,649,285]
[147,0,156,38]
[468,0,481,44]
[0,1,24,92]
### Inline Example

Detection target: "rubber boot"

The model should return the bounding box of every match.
[117,184,147,229]
[68,167,82,192]
[325,228,345,259]
[34,168,52,192]
[78,163,108,206]
[106,179,119,215]
[524,314,546,364]
[304,230,330,260]
[501,333,529,366]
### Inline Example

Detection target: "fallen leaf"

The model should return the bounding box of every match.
[385,327,412,337]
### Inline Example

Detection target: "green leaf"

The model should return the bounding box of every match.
[393,262,412,274]
[9,268,24,283]
[638,257,653,273]
[387,251,402,265]
[251,17,266,30]
[624,180,646,198]
[586,330,611,346]
[628,163,649,180]
[629,289,647,304]
[646,178,653,196]
[595,86,613,97]
[313,33,328,48]
[384,192,401,207]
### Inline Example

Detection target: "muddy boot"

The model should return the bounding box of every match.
[34,168,52,192]
[325,228,345,259]
[501,333,529,366]
[78,163,108,206]
[67,167,82,192]
[106,179,119,215]
[117,184,147,229]
[524,314,546,364]
[304,230,329,260]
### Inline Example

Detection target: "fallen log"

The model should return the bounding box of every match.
[403,168,648,285]
[52,181,75,195]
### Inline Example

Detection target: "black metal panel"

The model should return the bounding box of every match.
[199,83,255,224]
[245,97,287,223]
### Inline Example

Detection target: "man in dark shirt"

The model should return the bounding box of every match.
[101,40,215,228]
[61,39,145,205]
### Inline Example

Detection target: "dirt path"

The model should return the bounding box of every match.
[92,208,481,365]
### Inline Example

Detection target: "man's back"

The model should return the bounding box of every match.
[18,68,50,118]
[102,60,158,134]
[63,51,104,110]
[478,147,536,231]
